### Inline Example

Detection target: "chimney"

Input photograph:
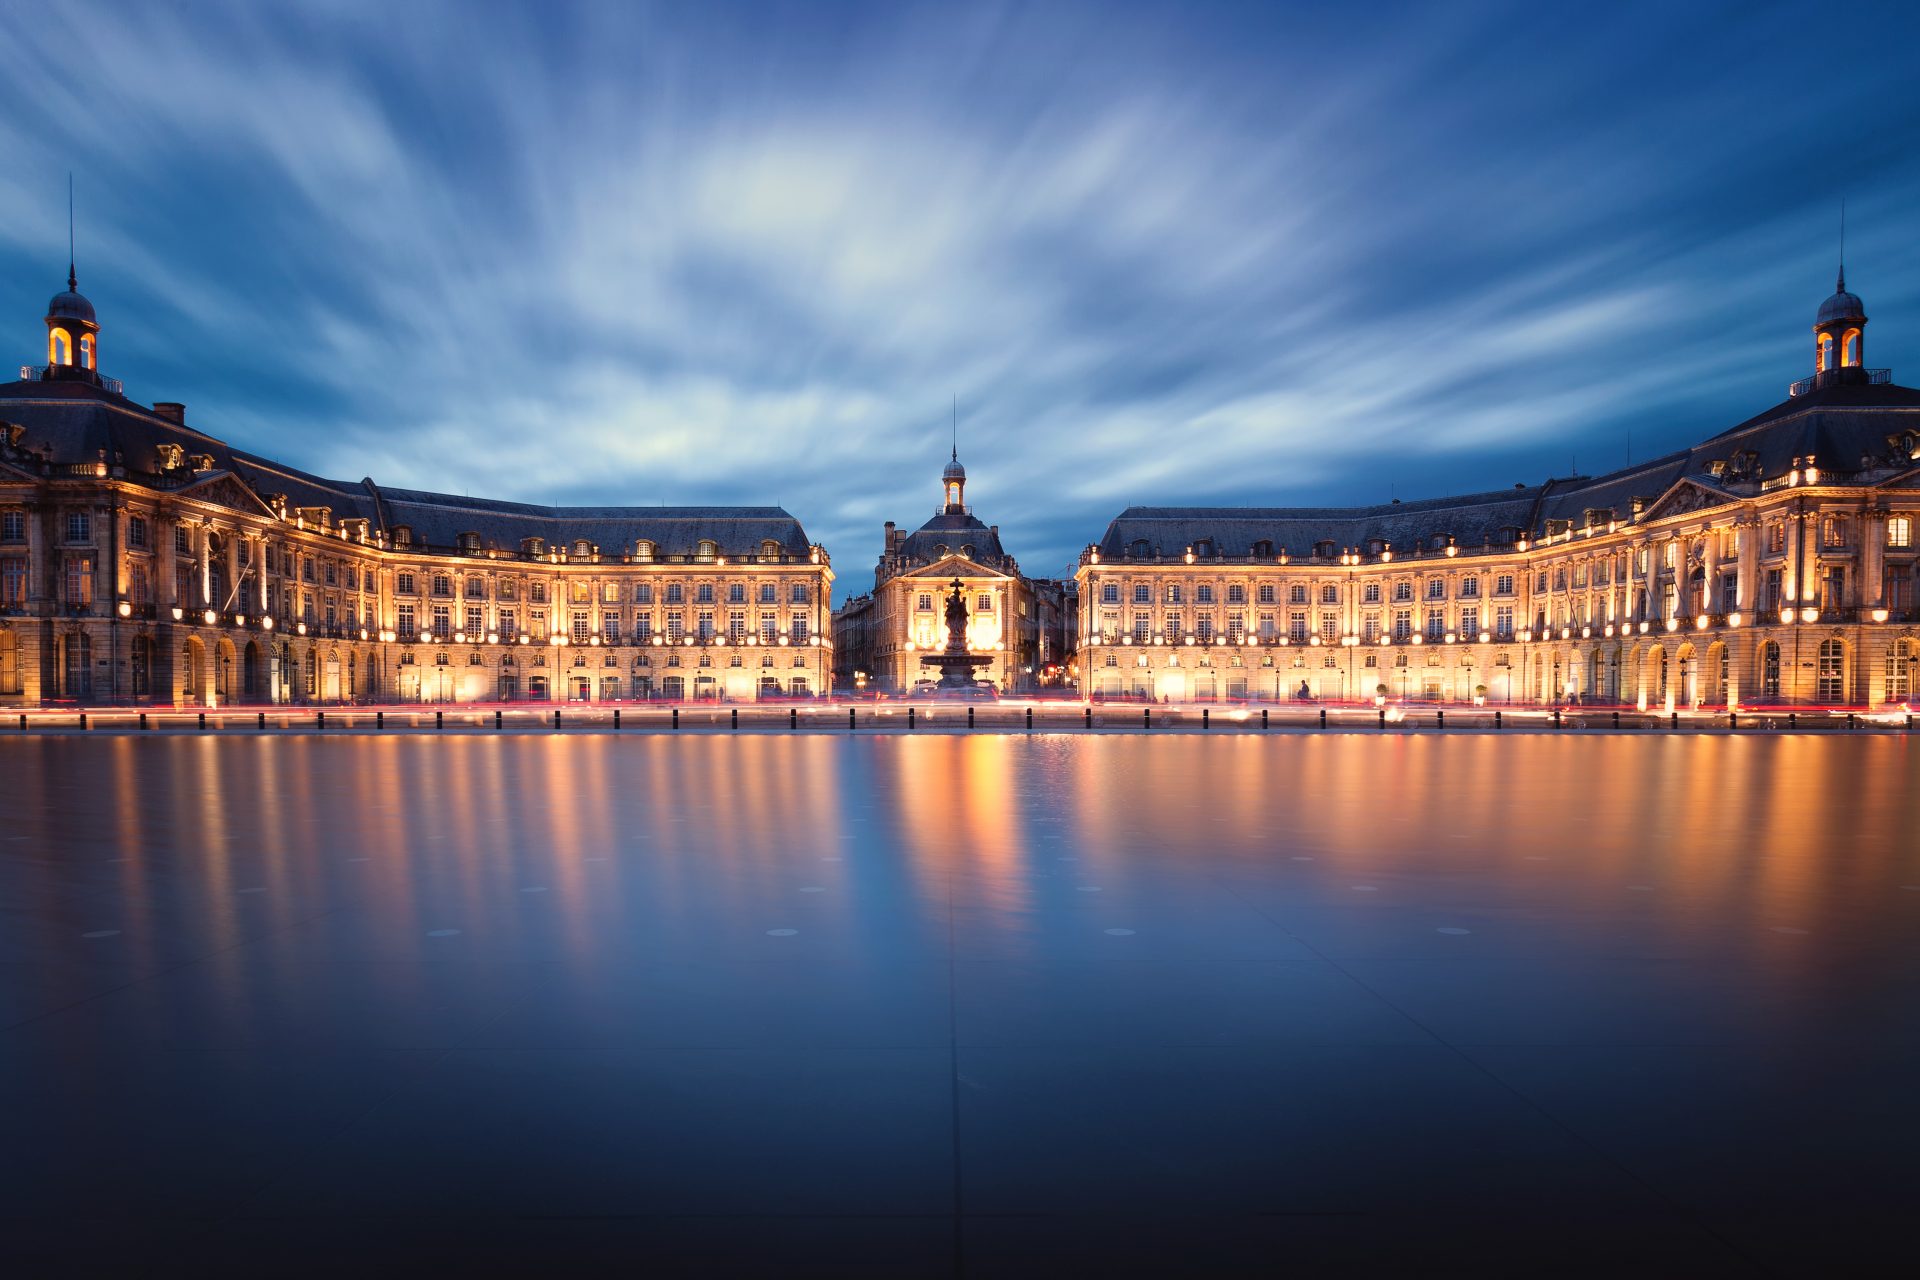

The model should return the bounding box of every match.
[153,402,185,425]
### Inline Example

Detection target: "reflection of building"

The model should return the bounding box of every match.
[832,448,1050,693]
[0,266,833,706]
[1078,274,1920,709]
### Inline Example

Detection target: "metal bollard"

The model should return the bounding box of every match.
[1494,710,1502,729]
[1789,712,1796,730]
[1670,712,1678,730]
[17,713,25,730]
[1144,708,1151,730]
[1611,710,1620,729]
[1263,708,1270,729]
[1084,706,1092,729]
[1317,708,1325,729]
[554,708,562,730]
[139,712,149,730]
[1437,710,1444,730]
[497,709,504,729]
[1202,708,1209,730]
[790,708,798,730]
[318,711,326,731]
[198,711,207,730]
[80,712,88,730]
[1729,712,1737,730]
[258,711,266,730]
[1847,712,1855,730]
[1554,709,1562,729]
[731,707,739,730]
[967,706,975,729]
[849,707,857,731]
[909,706,916,729]
[377,710,385,730]
[672,707,679,729]
[435,710,443,730]
[1025,706,1033,730]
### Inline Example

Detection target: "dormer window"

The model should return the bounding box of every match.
[760,539,781,558]
[1129,538,1152,559]
[1251,540,1273,558]
[633,540,655,562]
[458,532,482,554]
[1313,540,1336,560]
[573,539,592,558]
[521,537,544,557]
[393,526,413,548]
[155,444,185,471]
[695,539,718,563]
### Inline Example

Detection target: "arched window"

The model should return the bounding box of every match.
[696,540,718,563]
[304,649,318,695]
[1816,332,1834,372]
[1760,641,1782,700]
[1817,638,1846,703]
[1882,640,1915,704]
[48,327,72,366]
[573,540,592,557]
[634,540,655,562]
[78,333,96,369]
[1842,329,1862,367]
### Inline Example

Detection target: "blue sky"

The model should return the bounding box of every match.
[4,0,1918,597]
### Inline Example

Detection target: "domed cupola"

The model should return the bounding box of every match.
[941,447,967,514]
[43,263,102,386]
[1811,266,1868,388]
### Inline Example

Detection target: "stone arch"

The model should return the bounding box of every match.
[1883,636,1918,706]
[1674,641,1698,709]
[242,640,263,702]
[0,626,19,696]
[1704,639,1729,709]
[181,636,208,705]
[1815,635,1849,704]
[213,636,238,705]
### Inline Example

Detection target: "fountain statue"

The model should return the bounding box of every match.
[919,577,994,694]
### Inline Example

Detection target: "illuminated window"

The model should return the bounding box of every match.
[48,327,72,366]
[1842,329,1862,367]
[1817,332,1833,372]
[78,333,95,369]
[1890,517,1913,549]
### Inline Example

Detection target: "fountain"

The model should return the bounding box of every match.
[919,577,994,694]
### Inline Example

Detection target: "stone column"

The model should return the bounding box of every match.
[1862,507,1885,609]
[1736,516,1757,612]
[196,524,211,607]
[225,530,240,614]
[158,512,176,609]
[255,537,270,614]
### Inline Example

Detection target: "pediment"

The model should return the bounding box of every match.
[901,554,1012,581]
[1641,477,1737,523]
[173,469,276,516]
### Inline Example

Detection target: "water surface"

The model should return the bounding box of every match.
[4,734,1917,1274]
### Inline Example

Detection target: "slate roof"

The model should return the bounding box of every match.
[894,511,1008,566]
[1095,379,1920,558]
[0,378,817,557]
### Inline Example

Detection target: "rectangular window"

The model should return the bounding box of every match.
[696,610,714,642]
[632,611,649,640]
[531,581,550,604]
[1361,614,1379,643]
[789,582,809,605]
[467,606,484,635]
[729,610,746,641]
[1133,583,1151,604]
[629,583,648,604]
[1495,574,1515,596]
[1195,614,1215,643]
[791,613,809,642]
[1889,516,1913,549]
[499,608,517,637]
[1227,584,1246,604]
[1494,606,1514,638]
[1256,584,1274,605]
[431,605,450,638]
[1196,585,1215,605]
[127,515,149,549]
[302,558,316,583]
[396,572,416,595]
[1228,612,1245,643]
[1393,610,1412,641]
[1289,611,1308,643]
[1,511,24,542]
[1166,584,1184,605]
[1288,584,1307,605]
[1425,608,1445,640]
[760,611,777,643]
[1460,606,1479,636]
[1319,584,1338,605]
[1460,577,1478,598]
[665,583,683,604]
[696,583,714,604]
[1428,578,1446,600]
[397,604,416,636]
[572,611,590,641]
[2,557,26,606]
[63,556,94,607]
[1319,612,1338,643]
[1100,583,1119,604]
[1363,582,1381,604]
[1164,610,1181,639]
[531,610,546,638]
[667,612,684,642]
[977,594,993,613]
[466,577,486,599]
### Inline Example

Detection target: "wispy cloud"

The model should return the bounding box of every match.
[2,0,1918,593]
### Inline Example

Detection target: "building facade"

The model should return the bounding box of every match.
[0,273,833,706]
[1076,275,1920,709]
[832,449,1060,693]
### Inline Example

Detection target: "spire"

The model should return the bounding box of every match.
[1837,198,1846,294]
[67,173,76,292]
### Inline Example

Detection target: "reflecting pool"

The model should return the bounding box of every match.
[4,733,1917,1273]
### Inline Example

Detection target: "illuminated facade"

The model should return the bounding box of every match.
[0,272,833,706]
[1077,276,1920,709]
[832,449,1054,693]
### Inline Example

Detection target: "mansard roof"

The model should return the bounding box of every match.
[894,510,1008,566]
[1095,379,1920,558]
[0,377,817,557]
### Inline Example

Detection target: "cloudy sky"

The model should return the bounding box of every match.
[3,0,1918,596]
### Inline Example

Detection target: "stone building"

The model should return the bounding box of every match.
[0,269,833,706]
[832,448,1051,693]
[1076,273,1920,709]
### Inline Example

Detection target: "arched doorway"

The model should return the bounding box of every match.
[182,637,207,706]
[1705,641,1728,709]
[1884,638,1917,705]
[1758,640,1782,702]
[1675,642,1697,708]
[242,641,262,702]
[1816,637,1847,704]
[130,635,152,699]
[0,628,20,696]
[62,631,92,700]
[213,637,237,705]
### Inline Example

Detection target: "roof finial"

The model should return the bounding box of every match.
[1837,197,1846,294]
[67,173,76,292]
[951,394,958,461]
